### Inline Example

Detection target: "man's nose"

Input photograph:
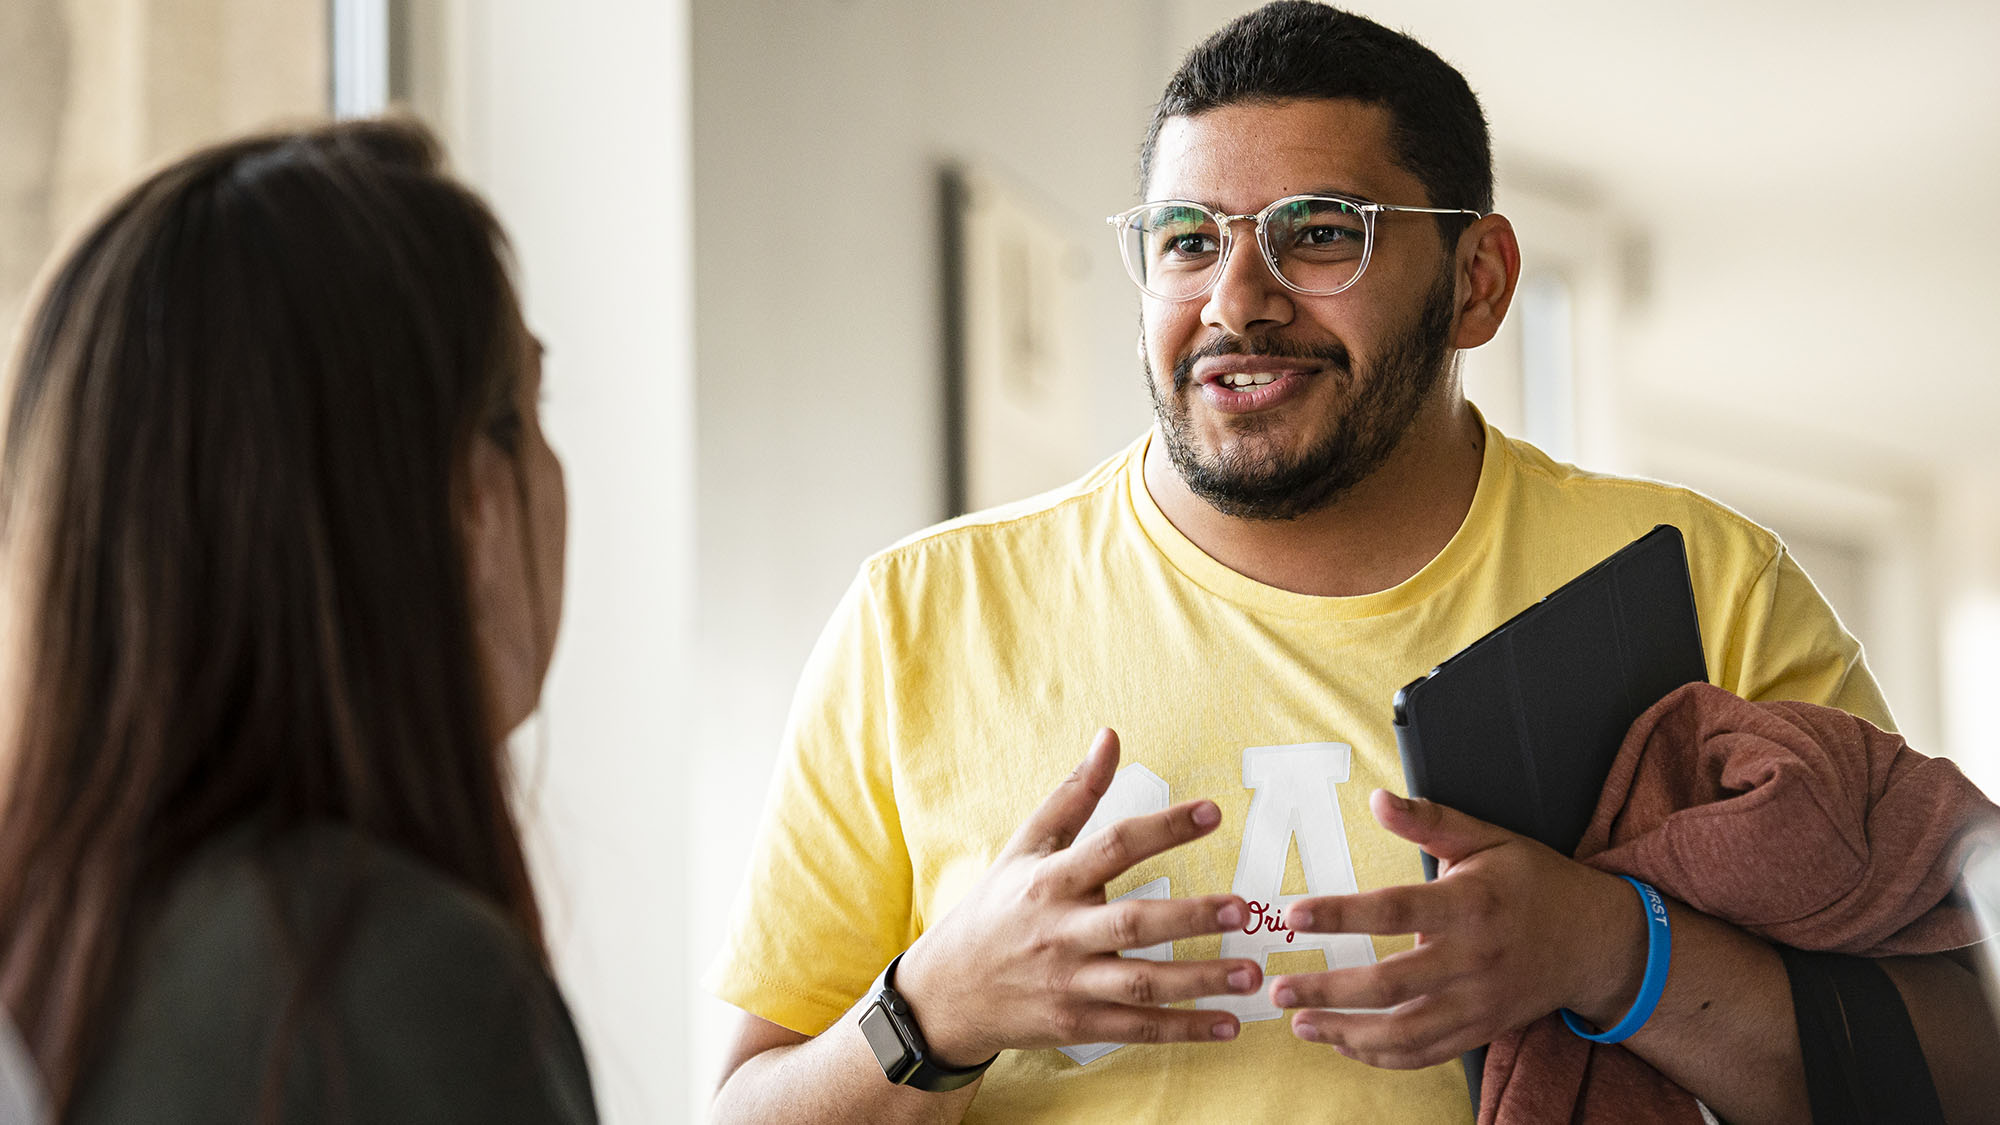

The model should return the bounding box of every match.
[1200,224,1294,337]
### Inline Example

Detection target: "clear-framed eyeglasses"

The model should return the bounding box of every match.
[1105,194,1485,301]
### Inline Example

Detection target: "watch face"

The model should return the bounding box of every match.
[859,1000,915,1082]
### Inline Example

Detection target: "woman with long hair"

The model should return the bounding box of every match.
[0,119,589,1122]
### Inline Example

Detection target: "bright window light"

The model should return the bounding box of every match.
[1945,593,2000,799]
[331,0,389,117]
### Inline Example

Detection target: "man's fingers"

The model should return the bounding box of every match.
[1048,798,1222,892]
[1008,728,1121,857]
[1057,1003,1242,1048]
[1066,954,1263,1008]
[1289,996,1485,1070]
[1066,894,1249,956]
[1369,788,1513,865]
[1284,884,1452,937]
[1269,943,1454,1012]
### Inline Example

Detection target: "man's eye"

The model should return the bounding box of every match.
[1297,224,1360,246]
[1155,231,1218,259]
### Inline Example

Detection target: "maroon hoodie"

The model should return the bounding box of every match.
[1479,683,1995,1125]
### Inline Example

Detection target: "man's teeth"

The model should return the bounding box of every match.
[1219,372,1280,388]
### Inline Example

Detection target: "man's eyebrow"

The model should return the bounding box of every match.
[1298,185,1380,203]
[1154,185,1383,209]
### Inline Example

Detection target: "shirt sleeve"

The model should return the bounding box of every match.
[1718,540,1896,730]
[703,563,915,1035]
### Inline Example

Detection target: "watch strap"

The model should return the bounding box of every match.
[860,951,996,1092]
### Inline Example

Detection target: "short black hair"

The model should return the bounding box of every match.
[1140,1,1492,219]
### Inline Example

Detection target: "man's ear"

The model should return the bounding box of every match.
[1452,214,1521,350]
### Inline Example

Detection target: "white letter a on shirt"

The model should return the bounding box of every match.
[1198,743,1376,1023]
[1059,745,1378,1063]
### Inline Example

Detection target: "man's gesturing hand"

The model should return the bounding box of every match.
[1267,790,1648,1070]
[893,729,1263,1066]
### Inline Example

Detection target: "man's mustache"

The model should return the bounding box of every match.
[1170,335,1353,394]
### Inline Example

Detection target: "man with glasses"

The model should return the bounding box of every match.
[710,4,1992,1121]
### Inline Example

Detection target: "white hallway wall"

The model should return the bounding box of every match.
[408,1,696,1121]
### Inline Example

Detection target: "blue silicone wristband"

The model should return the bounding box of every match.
[1561,875,1671,1045]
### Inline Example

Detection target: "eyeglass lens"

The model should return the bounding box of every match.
[1118,198,1368,299]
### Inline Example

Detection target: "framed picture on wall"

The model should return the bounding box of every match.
[941,163,1095,516]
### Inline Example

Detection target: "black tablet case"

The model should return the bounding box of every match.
[1390,524,1708,1108]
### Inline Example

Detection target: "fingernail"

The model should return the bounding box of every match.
[1212,1021,1237,1041]
[1289,907,1313,930]
[1192,801,1220,829]
[1217,903,1244,928]
[1272,986,1296,1008]
[1384,790,1411,811]
[1227,968,1254,992]
[1294,1022,1320,1042]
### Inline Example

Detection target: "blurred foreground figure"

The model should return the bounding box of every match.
[0,119,589,1124]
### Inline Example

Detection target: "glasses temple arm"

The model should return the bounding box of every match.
[1368,204,1488,218]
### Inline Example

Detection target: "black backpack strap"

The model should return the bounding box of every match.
[1777,945,1946,1124]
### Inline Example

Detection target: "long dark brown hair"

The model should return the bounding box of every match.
[0,118,546,1115]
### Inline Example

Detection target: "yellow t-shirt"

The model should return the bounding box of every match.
[708,424,1891,1123]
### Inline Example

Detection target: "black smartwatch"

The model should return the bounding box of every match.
[857,951,997,1092]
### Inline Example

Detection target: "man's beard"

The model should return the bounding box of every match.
[1145,265,1459,522]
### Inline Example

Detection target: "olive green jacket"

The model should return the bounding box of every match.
[70,827,596,1125]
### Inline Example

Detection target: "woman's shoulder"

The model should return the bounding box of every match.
[132,823,549,1011]
[270,823,546,976]
[71,825,596,1124]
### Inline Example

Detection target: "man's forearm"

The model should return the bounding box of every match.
[711,998,979,1125]
[1613,900,1808,1125]
[1612,900,1997,1125]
